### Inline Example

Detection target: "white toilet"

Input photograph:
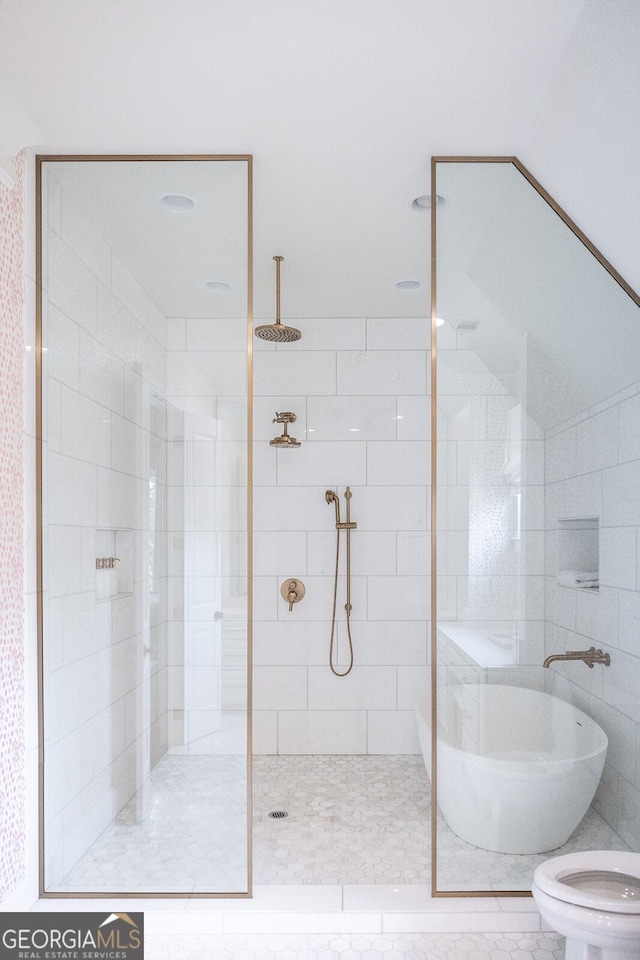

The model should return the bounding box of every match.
[532,851,640,960]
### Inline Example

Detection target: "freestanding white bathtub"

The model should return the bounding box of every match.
[416,684,608,855]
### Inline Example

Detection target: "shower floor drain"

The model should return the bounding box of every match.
[268,810,289,819]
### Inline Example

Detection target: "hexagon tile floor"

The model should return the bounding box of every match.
[144,931,565,959]
[53,753,627,893]
[253,755,430,885]
[253,754,627,889]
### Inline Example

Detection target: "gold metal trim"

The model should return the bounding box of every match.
[429,155,639,899]
[36,153,254,900]
[431,156,640,307]
[35,155,45,900]
[246,152,254,898]
[429,156,439,901]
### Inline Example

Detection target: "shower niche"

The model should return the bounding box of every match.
[95,528,133,600]
[556,517,599,591]
[37,154,252,897]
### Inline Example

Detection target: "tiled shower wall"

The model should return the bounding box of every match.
[251,317,431,755]
[544,383,640,849]
[41,170,170,884]
[435,340,547,695]
[437,352,545,621]
[250,321,550,755]
[165,317,248,749]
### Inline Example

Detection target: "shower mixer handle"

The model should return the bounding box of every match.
[273,411,296,424]
[281,578,305,611]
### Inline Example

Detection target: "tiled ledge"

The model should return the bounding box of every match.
[33,885,543,936]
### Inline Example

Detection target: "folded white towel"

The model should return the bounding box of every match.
[557,569,599,588]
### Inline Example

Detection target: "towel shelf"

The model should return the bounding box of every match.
[557,517,599,593]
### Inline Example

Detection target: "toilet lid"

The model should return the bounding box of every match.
[534,852,640,914]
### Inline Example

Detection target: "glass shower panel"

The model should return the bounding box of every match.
[432,158,640,894]
[38,156,251,896]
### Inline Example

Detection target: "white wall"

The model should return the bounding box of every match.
[523,0,640,297]
[165,317,248,752]
[434,326,548,706]
[251,317,430,754]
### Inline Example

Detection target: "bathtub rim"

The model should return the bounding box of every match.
[416,682,608,767]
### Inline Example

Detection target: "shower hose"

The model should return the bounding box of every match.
[327,487,355,677]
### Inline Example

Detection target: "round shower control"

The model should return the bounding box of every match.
[280,578,305,611]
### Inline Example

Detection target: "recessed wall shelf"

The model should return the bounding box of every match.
[95,528,133,600]
[556,516,599,591]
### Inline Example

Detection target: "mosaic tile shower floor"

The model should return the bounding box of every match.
[253,755,627,889]
[53,755,248,892]
[54,753,627,893]
[253,755,429,885]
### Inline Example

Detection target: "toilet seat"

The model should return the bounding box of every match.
[533,850,640,915]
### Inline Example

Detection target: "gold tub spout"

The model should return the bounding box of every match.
[543,646,611,669]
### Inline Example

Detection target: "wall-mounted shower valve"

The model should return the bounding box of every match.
[281,578,305,611]
[270,411,301,447]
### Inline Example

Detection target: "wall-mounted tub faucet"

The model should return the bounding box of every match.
[543,646,611,669]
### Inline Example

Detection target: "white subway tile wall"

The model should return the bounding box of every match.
[42,169,172,886]
[544,380,640,850]
[252,319,432,754]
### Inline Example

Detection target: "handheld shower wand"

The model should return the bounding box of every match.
[325,487,356,677]
[325,488,341,525]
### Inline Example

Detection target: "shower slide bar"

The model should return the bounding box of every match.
[325,486,357,677]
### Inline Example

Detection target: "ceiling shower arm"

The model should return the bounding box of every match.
[274,254,283,325]
[254,256,302,342]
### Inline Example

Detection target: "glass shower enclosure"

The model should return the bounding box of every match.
[431,157,640,895]
[37,155,252,896]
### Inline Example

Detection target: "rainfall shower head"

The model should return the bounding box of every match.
[254,256,302,343]
[254,322,301,343]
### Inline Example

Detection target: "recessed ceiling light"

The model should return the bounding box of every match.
[411,194,445,210]
[395,279,422,291]
[160,194,195,212]
[204,280,231,293]
[435,316,445,326]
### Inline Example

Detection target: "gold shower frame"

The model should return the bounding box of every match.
[429,155,640,898]
[35,152,639,903]
[35,153,254,899]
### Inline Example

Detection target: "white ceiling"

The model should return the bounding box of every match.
[0,0,592,319]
